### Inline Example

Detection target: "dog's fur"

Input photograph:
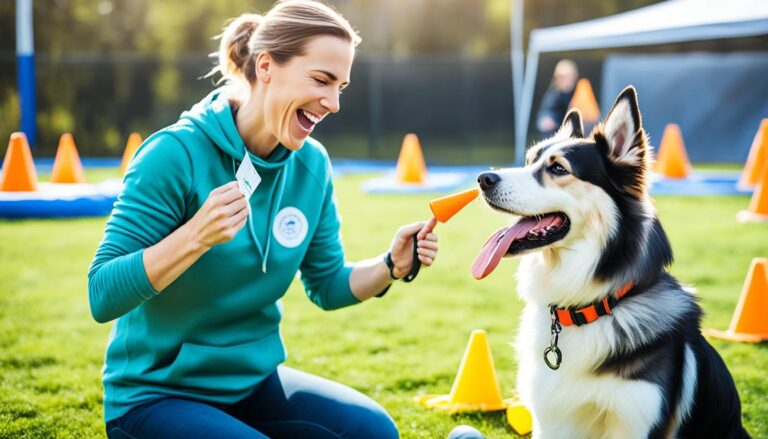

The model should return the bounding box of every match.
[477,87,750,439]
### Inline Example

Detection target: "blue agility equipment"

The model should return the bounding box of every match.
[0,180,121,219]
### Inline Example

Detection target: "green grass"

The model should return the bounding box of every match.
[1,169,767,438]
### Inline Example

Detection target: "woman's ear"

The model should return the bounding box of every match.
[255,52,272,83]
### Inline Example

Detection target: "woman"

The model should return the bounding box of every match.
[535,59,579,136]
[88,1,438,437]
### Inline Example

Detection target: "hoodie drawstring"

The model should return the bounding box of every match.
[232,157,288,274]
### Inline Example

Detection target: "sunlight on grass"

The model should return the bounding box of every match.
[0,170,766,438]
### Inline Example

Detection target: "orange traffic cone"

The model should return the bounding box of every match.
[738,119,768,189]
[415,329,515,413]
[121,132,142,176]
[0,132,38,192]
[395,133,427,184]
[569,78,600,124]
[707,258,768,342]
[50,133,86,183]
[429,188,479,223]
[653,124,692,179]
[737,162,768,223]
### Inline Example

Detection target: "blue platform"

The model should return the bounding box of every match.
[0,180,122,219]
[648,172,751,196]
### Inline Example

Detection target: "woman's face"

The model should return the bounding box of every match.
[261,35,354,150]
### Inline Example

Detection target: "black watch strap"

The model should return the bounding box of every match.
[375,283,392,298]
[402,232,421,283]
[378,233,422,298]
[384,252,400,280]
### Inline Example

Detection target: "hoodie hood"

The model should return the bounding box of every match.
[181,88,293,171]
[181,88,294,274]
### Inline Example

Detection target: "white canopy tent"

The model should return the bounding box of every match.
[514,0,768,165]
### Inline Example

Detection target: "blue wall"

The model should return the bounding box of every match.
[601,52,768,163]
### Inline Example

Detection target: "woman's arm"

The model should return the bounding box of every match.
[348,218,438,301]
[142,182,248,292]
[88,133,248,323]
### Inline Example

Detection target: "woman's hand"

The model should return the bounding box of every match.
[186,182,249,250]
[143,182,248,292]
[388,217,439,279]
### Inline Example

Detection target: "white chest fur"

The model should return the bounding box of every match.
[514,266,665,439]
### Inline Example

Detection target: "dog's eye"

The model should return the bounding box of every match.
[548,162,569,176]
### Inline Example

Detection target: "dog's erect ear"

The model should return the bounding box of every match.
[557,109,584,139]
[600,86,646,167]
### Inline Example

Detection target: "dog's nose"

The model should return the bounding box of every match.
[477,172,501,190]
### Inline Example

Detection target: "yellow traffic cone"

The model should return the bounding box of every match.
[395,133,427,184]
[707,258,768,342]
[121,132,142,176]
[415,329,515,413]
[653,124,692,179]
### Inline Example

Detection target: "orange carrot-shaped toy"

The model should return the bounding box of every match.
[429,187,480,223]
[398,188,480,283]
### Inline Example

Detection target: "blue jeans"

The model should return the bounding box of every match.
[105,366,399,439]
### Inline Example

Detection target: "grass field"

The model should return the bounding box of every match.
[1,168,767,438]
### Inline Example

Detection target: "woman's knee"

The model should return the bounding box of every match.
[343,404,399,439]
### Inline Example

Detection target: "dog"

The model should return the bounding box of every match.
[472,87,750,439]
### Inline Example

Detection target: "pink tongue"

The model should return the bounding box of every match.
[471,217,539,280]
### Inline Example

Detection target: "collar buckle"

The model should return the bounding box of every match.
[542,281,635,370]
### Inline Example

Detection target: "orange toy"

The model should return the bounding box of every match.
[50,133,86,183]
[121,132,142,176]
[738,119,768,189]
[395,133,427,184]
[707,258,768,342]
[568,78,600,123]
[429,188,479,223]
[0,132,38,191]
[653,123,691,179]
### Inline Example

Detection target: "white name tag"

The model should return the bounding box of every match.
[236,152,261,199]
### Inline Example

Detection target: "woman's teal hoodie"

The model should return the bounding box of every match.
[88,89,359,422]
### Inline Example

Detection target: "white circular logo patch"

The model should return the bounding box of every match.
[272,207,308,248]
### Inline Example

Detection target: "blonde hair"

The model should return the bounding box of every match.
[210,0,361,87]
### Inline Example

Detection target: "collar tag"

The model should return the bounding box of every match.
[543,281,634,370]
[236,151,262,200]
[544,305,563,370]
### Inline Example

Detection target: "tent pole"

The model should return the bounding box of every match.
[515,47,538,166]
[511,0,524,146]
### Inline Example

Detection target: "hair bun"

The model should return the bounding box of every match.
[218,13,262,80]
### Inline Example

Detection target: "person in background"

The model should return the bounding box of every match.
[88,1,438,437]
[536,59,579,136]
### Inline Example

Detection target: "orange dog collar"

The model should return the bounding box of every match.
[553,281,634,327]
[543,281,635,370]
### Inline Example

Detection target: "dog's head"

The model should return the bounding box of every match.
[473,86,669,282]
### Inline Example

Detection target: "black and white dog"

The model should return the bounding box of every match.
[472,87,750,438]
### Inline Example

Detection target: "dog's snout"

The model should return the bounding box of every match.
[478,172,501,191]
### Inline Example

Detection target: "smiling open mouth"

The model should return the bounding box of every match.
[296,109,319,131]
[471,212,570,279]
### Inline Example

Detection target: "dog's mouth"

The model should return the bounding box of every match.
[471,212,570,279]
